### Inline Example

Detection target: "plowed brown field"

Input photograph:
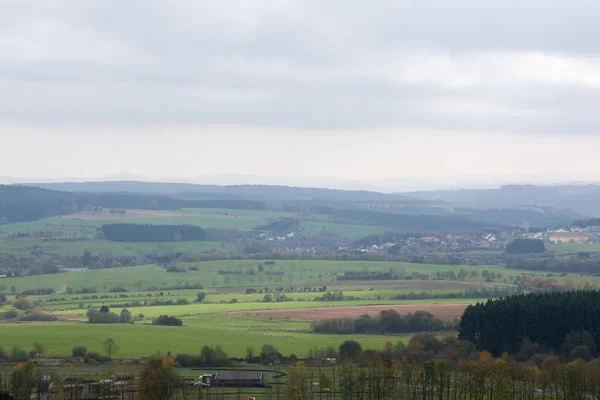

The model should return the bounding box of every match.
[231,303,469,321]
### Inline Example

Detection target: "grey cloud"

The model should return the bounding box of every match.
[1,0,600,133]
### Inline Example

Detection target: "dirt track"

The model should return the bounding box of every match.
[232,304,469,321]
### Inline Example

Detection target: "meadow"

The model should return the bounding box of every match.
[549,242,600,254]
[0,207,392,242]
[0,239,233,257]
[0,260,535,292]
[0,314,411,358]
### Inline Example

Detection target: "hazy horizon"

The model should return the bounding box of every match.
[3,1,600,184]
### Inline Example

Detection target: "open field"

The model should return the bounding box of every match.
[231,303,469,321]
[0,314,410,358]
[0,239,233,257]
[0,207,393,241]
[0,260,538,292]
[52,298,479,319]
[549,243,600,254]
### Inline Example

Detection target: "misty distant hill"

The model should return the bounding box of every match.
[0,185,265,223]
[405,184,600,217]
[3,182,589,228]
[17,181,421,203]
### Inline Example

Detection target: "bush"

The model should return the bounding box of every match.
[12,297,35,311]
[85,352,110,364]
[152,315,183,326]
[86,309,120,323]
[20,311,57,322]
[119,308,132,323]
[195,292,206,303]
[2,309,19,319]
[71,346,88,357]
[10,346,28,362]
[109,287,129,293]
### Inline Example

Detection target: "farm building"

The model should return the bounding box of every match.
[201,372,265,388]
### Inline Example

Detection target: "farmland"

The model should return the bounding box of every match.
[0,260,533,293]
[0,314,411,358]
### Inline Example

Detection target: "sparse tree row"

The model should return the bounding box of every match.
[4,352,600,400]
[459,291,600,356]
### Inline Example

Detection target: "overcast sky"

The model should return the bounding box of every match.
[2,0,600,189]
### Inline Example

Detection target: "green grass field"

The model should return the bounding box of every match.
[0,207,393,242]
[0,239,233,257]
[549,243,600,254]
[0,314,411,358]
[0,260,533,292]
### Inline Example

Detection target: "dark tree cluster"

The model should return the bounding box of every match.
[312,309,451,334]
[459,290,600,356]
[336,270,403,281]
[101,224,205,242]
[152,315,183,326]
[505,238,546,254]
[506,256,600,273]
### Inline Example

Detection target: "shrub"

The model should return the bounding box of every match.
[119,308,132,323]
[195,292,206,303]
[12,297,35,311]
[10,346,28,362]
[152,315,183,326]
[188,266,199,271]
[71,346,88,357]
[86,309,120,323]
[109,287,129,293]
[20,311,57,322]
[85,352,111,364]
[2,309,19,319]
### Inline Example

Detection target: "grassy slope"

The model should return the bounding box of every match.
[0,208,393,241]
[0,314,410,358]
[0,240,233,257]
[0,260,528,292]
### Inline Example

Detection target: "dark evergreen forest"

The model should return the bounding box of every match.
[101,224,206,242]
[458,291,600,356]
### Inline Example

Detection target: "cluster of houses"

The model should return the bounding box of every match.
[353,232,508,254]
[523,225,600,245]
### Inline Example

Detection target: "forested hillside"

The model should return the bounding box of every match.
[332,209,491,231]
[0,185,265,223]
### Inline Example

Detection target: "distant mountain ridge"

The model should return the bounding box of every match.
[405,184,600,217]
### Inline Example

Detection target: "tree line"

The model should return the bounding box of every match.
[312,309,453,335]
[506,256,600,273]
[100,223,206,242]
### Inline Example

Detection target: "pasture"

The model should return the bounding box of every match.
[0,314,410,358]
[0,239,232,257]
[0,260,534,292]
[0,207,393,242]
[549,242,600,254]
